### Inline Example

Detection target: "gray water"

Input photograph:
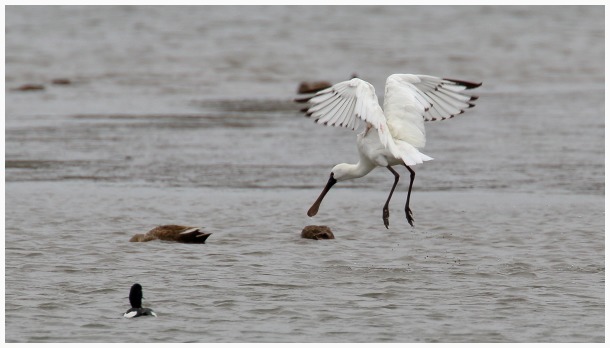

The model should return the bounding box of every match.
[5,5,604,343]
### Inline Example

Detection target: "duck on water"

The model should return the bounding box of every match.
[129,225,211,243]
[123,283,157,318]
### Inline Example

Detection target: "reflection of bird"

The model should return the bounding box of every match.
[129,225,211,243]
[123,283,157,318]
[297,74,481,228]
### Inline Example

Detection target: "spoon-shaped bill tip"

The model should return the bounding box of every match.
[307,205,319,217]
[307,174,337,217]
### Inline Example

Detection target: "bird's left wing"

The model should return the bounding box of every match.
[383,74,481,148]
[385,74,481,122]
[296,78,396,150]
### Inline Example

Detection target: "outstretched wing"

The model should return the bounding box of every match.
[296,78,395,150]
[383,74,481,148]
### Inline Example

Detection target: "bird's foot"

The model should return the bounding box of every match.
[383,207,390,229]
[406,208,414,227]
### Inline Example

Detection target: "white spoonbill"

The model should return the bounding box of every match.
[297,74,481,228]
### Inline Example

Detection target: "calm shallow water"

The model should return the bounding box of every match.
[5,6,604,342]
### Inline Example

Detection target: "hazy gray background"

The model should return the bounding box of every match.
[5,6,604,342]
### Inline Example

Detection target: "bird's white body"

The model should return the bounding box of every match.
[332,130,398,182]
[301,73,481,228]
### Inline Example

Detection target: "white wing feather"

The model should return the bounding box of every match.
[304,78,396,152]
[300,74,480,166]
[383,74,480,148]
[180,227,201,235]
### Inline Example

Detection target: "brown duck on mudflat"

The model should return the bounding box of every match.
[129,225,211,244]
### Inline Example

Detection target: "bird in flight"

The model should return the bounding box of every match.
[297,74,481,228]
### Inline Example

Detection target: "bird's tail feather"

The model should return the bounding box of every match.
[393,140,433,166]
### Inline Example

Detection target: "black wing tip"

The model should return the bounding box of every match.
[470,95,479,101]
[443,78,483,89]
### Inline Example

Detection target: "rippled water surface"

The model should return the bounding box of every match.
[5,6,604,342]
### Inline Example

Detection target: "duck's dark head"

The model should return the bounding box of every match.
[129,283,143,308]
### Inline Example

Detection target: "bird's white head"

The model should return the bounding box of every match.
[330,163,354,182]
[307,163,360,218]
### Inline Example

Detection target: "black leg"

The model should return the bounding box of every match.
[383,166,400,229]
[404,165,415,227]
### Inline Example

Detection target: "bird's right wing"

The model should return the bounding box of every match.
[296,78,396,151]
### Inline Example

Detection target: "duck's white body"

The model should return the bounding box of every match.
[123,283,157,318]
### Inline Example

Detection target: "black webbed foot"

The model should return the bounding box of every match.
[406,207,414,227]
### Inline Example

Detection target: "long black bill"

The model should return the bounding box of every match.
[307,174,337,217]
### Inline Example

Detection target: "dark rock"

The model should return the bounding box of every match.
[301,225,335,240]
[15,84,45,91]
[297,81,332,94]
[51,78,72,85]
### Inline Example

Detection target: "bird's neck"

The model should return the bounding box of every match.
[341,161,375,181]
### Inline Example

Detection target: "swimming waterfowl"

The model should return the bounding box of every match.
[123,283,157,318]
[129,225,211,243]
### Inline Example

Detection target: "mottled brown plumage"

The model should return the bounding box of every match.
[129,225,211,244]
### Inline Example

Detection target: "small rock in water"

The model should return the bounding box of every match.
[51,78,72,85]
[15,84,45,91]
[297,81,332,94]
[301,225,334,240]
